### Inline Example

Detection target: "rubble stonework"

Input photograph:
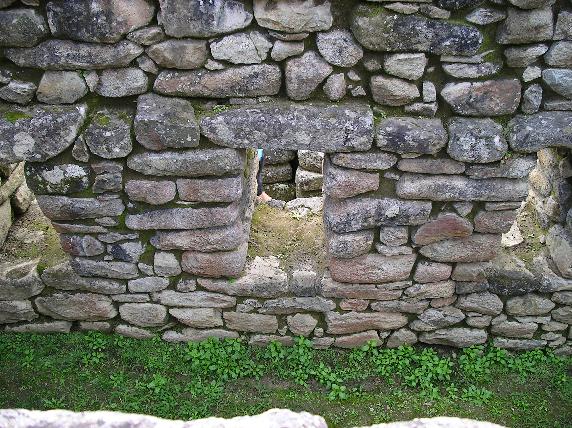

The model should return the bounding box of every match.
[0,0,571,352]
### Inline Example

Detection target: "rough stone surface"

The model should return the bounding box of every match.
[37,71,88,105]
[441,80,521,116]
[0,8,48,48]
[376,118,447,154]
[413,213,473,246]
[147,39,208,69]
[329,254,416,284]
[119,303,167,327]
[370,76,420,106]
[497,7,554,45]
[285,52,333,100]
[447,118,507,163]
[211,31,271,65]
[36,293,117,321]
[420,328,488,347]
[420,234,501,263]
[326,311,408,334]
[316,29,363,68]
[508,113,572,152]
[253,0,332,33]
[505,294,556,316]
[456,292,503,315]
[83,108,133,159]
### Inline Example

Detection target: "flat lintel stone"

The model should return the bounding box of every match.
[200,102,373,153]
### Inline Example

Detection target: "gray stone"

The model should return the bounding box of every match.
[36,196,124,220]
[552,292,572,305]
[447,118,507,163]
[397,158,465,175]
[474,210,518,234]
[61,235,104,257]
[370,75,420,106]
[70,258,139,280]
[152,222,246,252]
[325,311,408,334]
[158,0,253,38]
[416,306,465,330]
[298,151,324,173]
[351,6,482,56]
[323,160,379,199]
[414,262,452,284]
[554,11,572,40]
[36,293,117,321]
[200,102,373,152]
[522,84,543,115]
[224,312,278,333]
[134,94,199,151]
[0,260,43,300]
[334,331,381,349]
[491,321,537,339]
[456,291,503,315]
[5,40,143,70]
[137,55,159,74]
[290,270,318,297]
[371,298,430,315]
[546,225,572,279]
[522,66,541,83]
[181,243,247,278]
[552,306,572,324]
[46,0,154,43]
[324,197,431,233]
[507,0,555,9]
[493,337,546,350]
[285,51,332,100]
[441,80,521,116]
[211,31,271,64]
[163,328,238,342]
[376,118,447,154]
[154,251,181,277]
[497,7,553,44]
[115,325,154,339]
[258,297,336,315]
[177,176,242,203]
[287,313,317,336]
[6,321,72,333]
[0,80,36,105]
[505,44,548,68]
[147,39,208,69]
[37,71,88,105]
[0,300,37,324]
[154,65,282,98]
[127,26,165,45]
[95,68,148,98]
[330,152,397,171]
[316,29,363,68]
[253,0,332,33]
[545,41,572,68]
[327,230,374,259]
[329,254,416,284]
[0,8,48,47]
[420,328,487,347]
[152,290,236,308]
[379,227,409,247]
[384,53,427,81]
[442,62,500,79]
[405,281,455,299]
[509,112,572,153]
[169,308,223,328]
[323,73,347,101]
[125,180,176,205]
[25,163,90,195]
[127,149,244,177]
[396,174,528,202]
[271,40,304,62]
[265,163,293,184]
[108,241,144,262]
[506,294,555,316]
[119,303,167,327]
[420,234,501,263]
[386,328,418,348]
[83,108,133,159]
[543,69,572,100]
[128,277,169,293]
[466,8,506,25]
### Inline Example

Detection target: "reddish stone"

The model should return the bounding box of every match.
[413,213,473,246]
[329,253,416,284]
[474,209,518,233]
[340,299,369,311]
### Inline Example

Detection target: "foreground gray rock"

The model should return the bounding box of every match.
[0,104,86,162]
[254,0,332,33]
[200,103,373,152]
[507,113,572,152]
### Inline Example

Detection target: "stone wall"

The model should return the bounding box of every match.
[0,0,571,351]
[0,162,33,246]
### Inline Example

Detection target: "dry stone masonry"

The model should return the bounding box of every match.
[0,0,571,352]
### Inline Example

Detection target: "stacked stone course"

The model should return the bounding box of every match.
[0,0,571,352]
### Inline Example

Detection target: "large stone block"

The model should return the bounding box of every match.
[5,40,143,70]
[497,7,554,44]
[0,260,44,300]
[126,203,239,230]
[326,229,374,259]
[119,303,167,327]
[46,0,155,43]
[324,197,432,233]
[153,290,236,308]
[325,311,408,334]
[181,243,247,278]
[0,300,38,324]
[197,256,288,298]
[329,253,416,284]
[124,180,176,205]
[323,159,379,199]
[134,94,200,151]
[441,80,521,116]
[285,51,332,101]
[154,65,281,98]
[0,9,48,47]
[177,177,242,203]
[419,234,501,263]
[83,108,133,159]
[413,213,473,246]
[351,6,482,55]
[158,0,253,38]
[169,308,223,328]
[330,152,397,171]
[163,328,239,342]
[505,294,555,316]
[36,293,117,321]
[321,275,406,300]
[0,103,86,163]
[396,174,529,202]
[200,102,373,153]
[147,39,208,69]
[376,118,447,154]
[507,113,572,152]
[258,297,336,314]
[546,225,572,279]
[420,328,487,347]
[152,222,246,252]
[447,118,507,163]
[253,0,332,33]
[223,312,278,333]
[25,163,91,195]
[127,149,245,177]
[70,258,139,280]
[36,196,124,221]
[455,292,503,315]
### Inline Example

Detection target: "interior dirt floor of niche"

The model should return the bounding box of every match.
[248,203,327,275]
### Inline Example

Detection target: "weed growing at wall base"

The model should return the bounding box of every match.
[0,333,570,427]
